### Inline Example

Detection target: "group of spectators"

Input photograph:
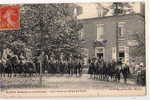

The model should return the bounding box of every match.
[87,57,146,86]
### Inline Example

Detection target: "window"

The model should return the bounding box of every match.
[96,6,108,17]
[97,24,104,41]
[118,22,126,37]
[97,8,104,17]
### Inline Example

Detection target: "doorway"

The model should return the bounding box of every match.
[97,53,103,59]
[95,47,104,59]
[119,52,125,63]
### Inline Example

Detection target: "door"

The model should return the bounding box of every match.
[95,47,104,59]
[97,53,103,59]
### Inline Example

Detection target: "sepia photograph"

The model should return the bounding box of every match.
[0,2,146,97]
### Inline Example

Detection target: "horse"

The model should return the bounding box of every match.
[23,61,36,77]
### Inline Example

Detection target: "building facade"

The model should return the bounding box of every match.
[79,14,145,65]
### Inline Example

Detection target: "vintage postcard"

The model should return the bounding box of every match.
[0,1,146,98]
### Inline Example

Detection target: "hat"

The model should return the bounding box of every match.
[140,62,144,66]
[20,55,25,60]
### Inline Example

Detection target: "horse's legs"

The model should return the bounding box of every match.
[0,73,1,77]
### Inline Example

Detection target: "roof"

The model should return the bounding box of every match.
[78,13,144,22]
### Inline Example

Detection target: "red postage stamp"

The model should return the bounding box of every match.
[0,5,20,30]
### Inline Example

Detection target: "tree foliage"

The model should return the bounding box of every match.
[0,4,83,59]
[109,2,134,15]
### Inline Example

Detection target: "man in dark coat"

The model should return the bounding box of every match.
[5,55,13,77]
[78,62,82,76]
[33,57,40,75]
[75,60,82,77]
[88,59,95,78]
[59,61,65,74]
[115,62,122,83]
[121,64,130,84]
[140,66,146,86]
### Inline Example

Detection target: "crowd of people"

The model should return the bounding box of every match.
[0,48,146,86]
[88,58,130,84]
[87,57,146,85]
[134,63,146,86]
[0,49,83,77]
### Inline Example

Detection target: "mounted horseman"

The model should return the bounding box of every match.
[1,47,14,77]
[10,54,19,77]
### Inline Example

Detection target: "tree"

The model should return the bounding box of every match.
[0,4,83,60]
[109,2,134,15]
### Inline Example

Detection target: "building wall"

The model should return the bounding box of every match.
[80,14,144,64]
